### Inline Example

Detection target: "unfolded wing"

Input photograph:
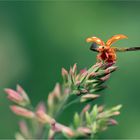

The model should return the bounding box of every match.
[113,47,140,52]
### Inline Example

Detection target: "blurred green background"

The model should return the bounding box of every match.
[0,1,140,139]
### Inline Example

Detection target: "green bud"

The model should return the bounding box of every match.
[15,133,26,140]
[72,63,77,74]
[74,113,80,128]
[62,68,68,82]
[89,85,107,93]
[80,94,99,102]
[111,104,122,112]
[91,122,97,133]
[85,111,91,125]
[91,105,98,121]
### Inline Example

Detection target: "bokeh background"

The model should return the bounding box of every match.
[0,1,140,139]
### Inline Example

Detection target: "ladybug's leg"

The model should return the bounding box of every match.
[96,54,104,65]
[109,53,116,62]
[104,59,108,63]
[97,54,102,62]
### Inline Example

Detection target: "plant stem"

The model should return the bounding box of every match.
[54,93,69,119]
[62,97,81,111]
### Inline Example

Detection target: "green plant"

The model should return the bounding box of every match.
[4,61,122,139]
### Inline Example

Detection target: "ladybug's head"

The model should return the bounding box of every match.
[97,45,109,52]
[90,43,108,52]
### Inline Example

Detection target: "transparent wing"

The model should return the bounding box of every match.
[113,47,140,52]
